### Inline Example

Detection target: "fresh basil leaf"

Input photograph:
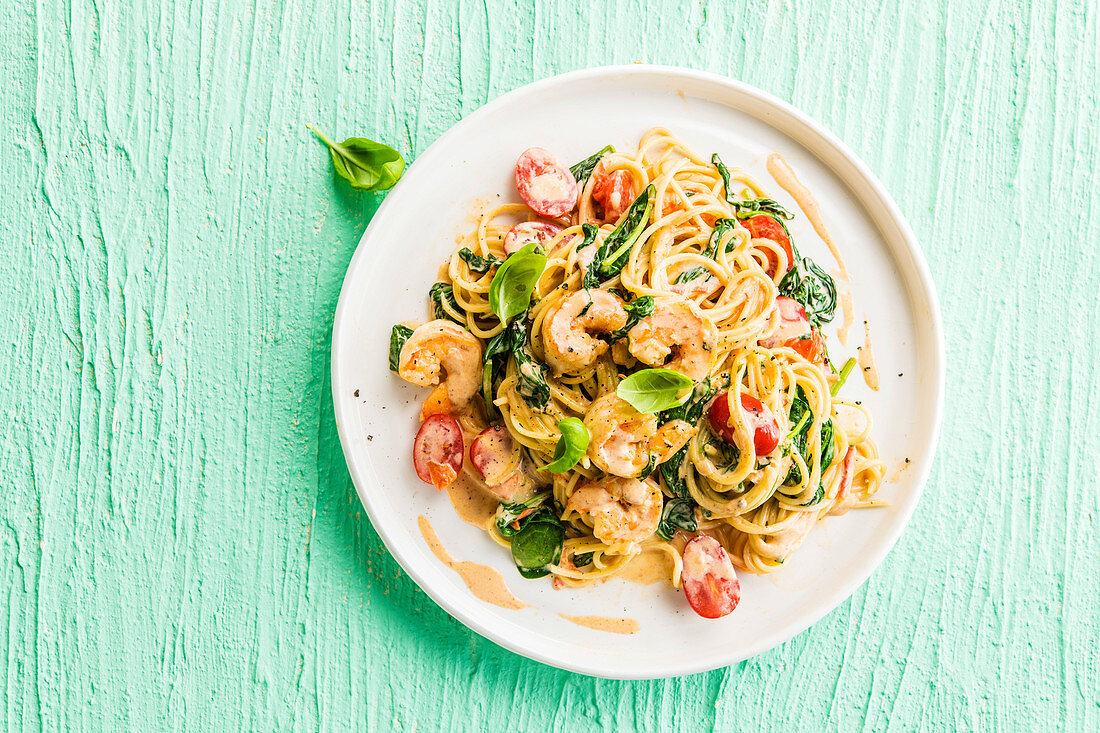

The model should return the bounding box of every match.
[778,252,837,329]
[801,485,826,507]
[584,185,654,288]
[607,287,634,303]
[511,515,565,578]
[659,380,717,426]
[481,327,513,419]
[659,446,690,499]
[572,552,594,568]
[576,223,599,251]
[489,243,546,324]
[481,317,550,417]
[656,496,697,540]
[569,145,614,186]
[656,380,717,506]
[511,326,551,409]
[459,247,502,275]
[494,492,551,538]
[309,126,405,191]
[388,324,413,372]
[711,153,793,221]
[672,266,708,285]
[703,218,738,259]
[706,432,741,471]
[428,283,466,324]
[605,295,654,342]
[820,418,835,471]
[617,368,694,413]
[544,417,590,473]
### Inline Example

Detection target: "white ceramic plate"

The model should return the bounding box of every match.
[331,65,944,679]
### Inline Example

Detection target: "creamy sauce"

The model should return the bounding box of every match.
[445,471,500,529]
[838,291,854,345]
[620,549,675,585]
[417,516,527,610]
[766,153,850,280]
[888,459,911,483]
[559,614,640,635]
[857,321,880,391]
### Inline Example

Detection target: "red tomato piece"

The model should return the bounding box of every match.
[786,328,827,365]
[758,296,811,349]
[591,166,635,223]
[829,447,858,517]
[681,536,741,619]
[469,426,514,481]
[515,147,578,218]
[502,221,564,255]
[413,414,463,490]
[742,214,794,278]
[708,391,780,456]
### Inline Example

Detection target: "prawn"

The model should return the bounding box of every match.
[566,477,662,545]
[583,393,696,478]
[627,296,718,382]
[541,289,627,374]
[398,320,483,420]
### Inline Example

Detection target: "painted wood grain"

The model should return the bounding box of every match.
[0,0,1097,730]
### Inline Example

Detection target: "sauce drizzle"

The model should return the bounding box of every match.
[838,291,854,345]
[766,153,850,280]
[857,321,880,391]
[559,614,640,635]
[418,515,527,610]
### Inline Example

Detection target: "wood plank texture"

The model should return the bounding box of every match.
[1,0,1097,729]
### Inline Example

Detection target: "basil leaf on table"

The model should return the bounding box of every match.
[308,126,405,191]
[544,417,590,473]
[489,243,546,324]
[388,324,413,372]
[617,368,694,413]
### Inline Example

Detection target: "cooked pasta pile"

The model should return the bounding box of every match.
[392,128,885,613]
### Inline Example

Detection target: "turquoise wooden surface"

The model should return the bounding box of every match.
[2,0,1098,729]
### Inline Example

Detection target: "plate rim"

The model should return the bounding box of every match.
[330,64,946,679]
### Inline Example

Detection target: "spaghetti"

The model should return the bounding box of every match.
[391,128,885,618]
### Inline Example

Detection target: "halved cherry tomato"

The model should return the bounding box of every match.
[591,166,635,223]
[681,535,741,619]
[708,391,781,456]
[470,426,527,501]
[469,426,514,482]
[786,328,827,365]
[502,221,563,255]
[413,414,463,490]
[515,148,578,218]
[742,214,794,278]
[758,295,811,349]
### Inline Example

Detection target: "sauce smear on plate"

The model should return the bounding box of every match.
[767,153,850,280]
[559,614,640,635]
[418,515,527,610]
